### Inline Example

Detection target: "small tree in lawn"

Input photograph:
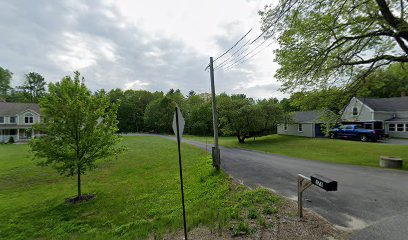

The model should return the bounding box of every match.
[30,71,123,202]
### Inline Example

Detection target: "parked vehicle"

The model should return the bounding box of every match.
[329,124,384,142]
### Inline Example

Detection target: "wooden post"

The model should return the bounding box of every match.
[209,57,220,170]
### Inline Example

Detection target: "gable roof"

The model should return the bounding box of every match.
[357,97,408,112]
[292,110,327,123]
[0,102,40,116]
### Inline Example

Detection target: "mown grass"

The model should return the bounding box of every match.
[0,136,280,239]
[184,134,408,170]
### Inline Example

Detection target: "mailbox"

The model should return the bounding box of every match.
[310,175,337,191]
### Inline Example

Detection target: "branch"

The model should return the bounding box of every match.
[394,36,408,54]
[375,0,408,41]
[339,55,408,66]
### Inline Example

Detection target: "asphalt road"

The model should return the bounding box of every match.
[128,134,408,239]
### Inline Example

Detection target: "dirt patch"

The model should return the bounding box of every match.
[161,198,349,240]
[64,194,95,204]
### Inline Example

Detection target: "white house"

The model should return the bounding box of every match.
[277,110,329,138]
[0,102,42,142]
[341,96,408,138]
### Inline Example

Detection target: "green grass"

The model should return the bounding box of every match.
[0,136,280,239]
[184,134,408,170]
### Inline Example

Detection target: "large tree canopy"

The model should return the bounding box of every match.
[260,0,408,91]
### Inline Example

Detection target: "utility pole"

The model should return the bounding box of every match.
[209,57,220,170]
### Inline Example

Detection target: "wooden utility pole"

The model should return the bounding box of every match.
[209,57,220,170]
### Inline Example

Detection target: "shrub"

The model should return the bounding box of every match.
[8,136,15,144]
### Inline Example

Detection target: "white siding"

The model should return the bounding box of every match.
[341,97,374,122]
[278,123,314,138]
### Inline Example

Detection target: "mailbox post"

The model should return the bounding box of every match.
[297,174,338,218]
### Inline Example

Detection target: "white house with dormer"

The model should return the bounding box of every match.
[0,102,42,142]
[341,96,408,138]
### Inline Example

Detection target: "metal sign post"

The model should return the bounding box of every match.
[297,174,338,218]
[173,107,187,240]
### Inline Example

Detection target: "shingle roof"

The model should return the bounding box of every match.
[0,102,40,116]
[293,110,325,123]
[357,97,408,111]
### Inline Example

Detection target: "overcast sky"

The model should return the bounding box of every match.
[0,0,285,99]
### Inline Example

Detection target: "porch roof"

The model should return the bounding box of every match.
[0,124,33,129]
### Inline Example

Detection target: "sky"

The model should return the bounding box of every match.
[0,0,285,99]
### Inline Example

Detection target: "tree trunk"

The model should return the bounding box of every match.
[77,166,81,198]
[237,131,246,143]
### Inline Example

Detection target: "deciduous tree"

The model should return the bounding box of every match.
[30,71,124,202]
[18,72,47,102]
[260,0,408,91]
[0,67,12,99]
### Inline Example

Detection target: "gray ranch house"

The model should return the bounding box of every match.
[0,102,42,142]
[277,110,329,138]
[341,96,408,138]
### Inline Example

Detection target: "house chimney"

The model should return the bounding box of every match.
[401,91,406,97]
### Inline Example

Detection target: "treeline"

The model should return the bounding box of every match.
[2,62,405,142]
[280,63,408,114]
[107,89,287,143]
[0,67,46,103]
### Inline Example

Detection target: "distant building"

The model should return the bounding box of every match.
[341,97,408,138]
[0,102,42,142]
[277,110,330,138]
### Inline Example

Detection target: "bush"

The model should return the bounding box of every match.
[8,136,15,144]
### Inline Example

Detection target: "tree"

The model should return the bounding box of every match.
[260,0,408,92]
[218,94,264,143]
[258,98,286,134]
[144,96,176,133]
[30,71,123,202]
[18,72,47,102]
[289,88,352,114]
[356,63,408,98]
[0,67,12,100]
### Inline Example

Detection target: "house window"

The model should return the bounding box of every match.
[397,124,404,132]
[0,116,3,123]
[352,107,358,116]
[283,123,288,131]
[406,124,408,132]
[10,116,16,123]
[389,124,395,132]
[25,113,34,124]
[298,124,303,132]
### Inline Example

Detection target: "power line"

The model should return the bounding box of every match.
[250,21,274,45]
[213,28,253,63]
[213,38,252,70]
[218,37,271,71]
[205,28,253,71]
[224,40,274,71]
[214,26,275,70]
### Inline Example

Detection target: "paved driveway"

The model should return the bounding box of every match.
[127,134,408,239]
[380,138,408,146]
[185,139,408,239]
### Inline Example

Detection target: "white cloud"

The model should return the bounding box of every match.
[124,80,150,90]
[0,0,285,100]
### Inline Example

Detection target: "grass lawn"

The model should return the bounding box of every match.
[0,136,281,239]
[184,134,408,170]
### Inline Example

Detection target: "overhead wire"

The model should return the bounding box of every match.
[205,15,276,72]
[217,36,272,71]
[213,28,253,63]
[205,28,253,71]
[213,38,252,70]
[222,40,274,71]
